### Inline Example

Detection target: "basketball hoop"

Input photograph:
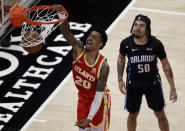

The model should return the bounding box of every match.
[10,3,68,27]
[9,3,68,51]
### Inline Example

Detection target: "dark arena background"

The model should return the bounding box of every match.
[0,0,132,130]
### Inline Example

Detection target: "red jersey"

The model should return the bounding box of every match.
[72,50,111,129]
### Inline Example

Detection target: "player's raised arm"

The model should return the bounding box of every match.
[59,20,84,52]
[54,5,84,57]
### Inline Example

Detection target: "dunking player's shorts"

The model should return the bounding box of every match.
[77,88,111,130]
[125,78,165,112]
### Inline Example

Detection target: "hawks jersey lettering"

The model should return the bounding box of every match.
[72,50,106,96]
[119,34,167,80]
[72,50,111,128]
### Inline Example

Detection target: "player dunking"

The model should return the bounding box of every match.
[55,5,111,131]
[117,14,177,131]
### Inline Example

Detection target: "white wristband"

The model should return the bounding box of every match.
[87,91,104,120]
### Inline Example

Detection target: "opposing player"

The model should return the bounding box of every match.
[55,5,111,131]
[117,14,177,131]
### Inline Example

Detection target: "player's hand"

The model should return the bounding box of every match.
[53,4,64,11]
[170,89,177,103]
[74,119,91,129]
[118,79,126,95]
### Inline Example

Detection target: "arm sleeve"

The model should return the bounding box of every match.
[156,40,167,60]
[87,91,104,120]
[119,39,127,56]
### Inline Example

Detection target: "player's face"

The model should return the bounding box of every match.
[132,20,147,38]
[85,31,103,51]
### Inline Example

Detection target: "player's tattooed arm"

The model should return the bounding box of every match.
[117,54,126,81]
[96,60,110,92]
[54,5,84,52]
[161,57,175,89]
[161,57,177,102]
[59,20,84,53]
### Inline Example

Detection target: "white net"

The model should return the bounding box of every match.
[20,7,66,47]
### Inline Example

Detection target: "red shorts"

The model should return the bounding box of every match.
[77,88,111,129]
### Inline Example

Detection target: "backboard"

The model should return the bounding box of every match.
[0,0,42,46]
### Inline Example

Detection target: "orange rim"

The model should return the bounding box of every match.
[10,4,68,26]
[10,3,27,27]
[24,5,68,25]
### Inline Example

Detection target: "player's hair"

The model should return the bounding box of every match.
[130,14,151,37]
[92,27,108,50]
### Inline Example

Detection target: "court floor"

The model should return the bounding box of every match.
[25,0,185,130]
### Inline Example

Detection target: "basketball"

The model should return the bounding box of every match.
[21,31,44,53]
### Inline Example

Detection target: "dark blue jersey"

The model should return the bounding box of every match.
[119,34,166,80]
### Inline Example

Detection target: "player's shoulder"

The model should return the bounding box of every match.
[149,35,164,48]
[99,53,108,66]
[99,53,106,60]
[120,34,133,45]
[101,59,110,73]
[149,35,163,45]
